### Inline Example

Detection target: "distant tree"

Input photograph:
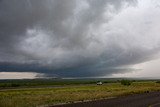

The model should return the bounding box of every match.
[11,83,20,87]
[156,81,160,83]
[121,80,131,86]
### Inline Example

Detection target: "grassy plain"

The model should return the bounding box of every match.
[0,80,160,107]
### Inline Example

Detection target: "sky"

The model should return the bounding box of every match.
[0,0,160,79]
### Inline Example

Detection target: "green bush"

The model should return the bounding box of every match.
[121,80,131,86]
[11,83,20,87]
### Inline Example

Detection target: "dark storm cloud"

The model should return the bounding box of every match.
[0,0,160,77]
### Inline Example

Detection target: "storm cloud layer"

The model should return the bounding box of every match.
[0,0,160,77]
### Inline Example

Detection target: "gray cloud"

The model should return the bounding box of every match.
[0,0,160,77]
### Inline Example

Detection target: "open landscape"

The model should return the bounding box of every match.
[0,79,160,107]
[1,0,160,107]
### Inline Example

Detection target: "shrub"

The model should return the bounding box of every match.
[121,80,131,86]
[11,83,20,87]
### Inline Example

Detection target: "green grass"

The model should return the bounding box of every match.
[0,81,160,107]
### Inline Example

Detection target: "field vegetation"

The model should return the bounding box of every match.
[0,79,113,88]
[120,80,132,86]
[0,79,160,107]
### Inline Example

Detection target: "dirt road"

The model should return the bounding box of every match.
[51,92,160,107]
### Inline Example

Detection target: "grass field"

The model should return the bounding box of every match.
[0,79,114,88]
[0,80,160,107]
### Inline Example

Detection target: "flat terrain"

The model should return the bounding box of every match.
[0,80,160,107]
[52,92,160,107]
